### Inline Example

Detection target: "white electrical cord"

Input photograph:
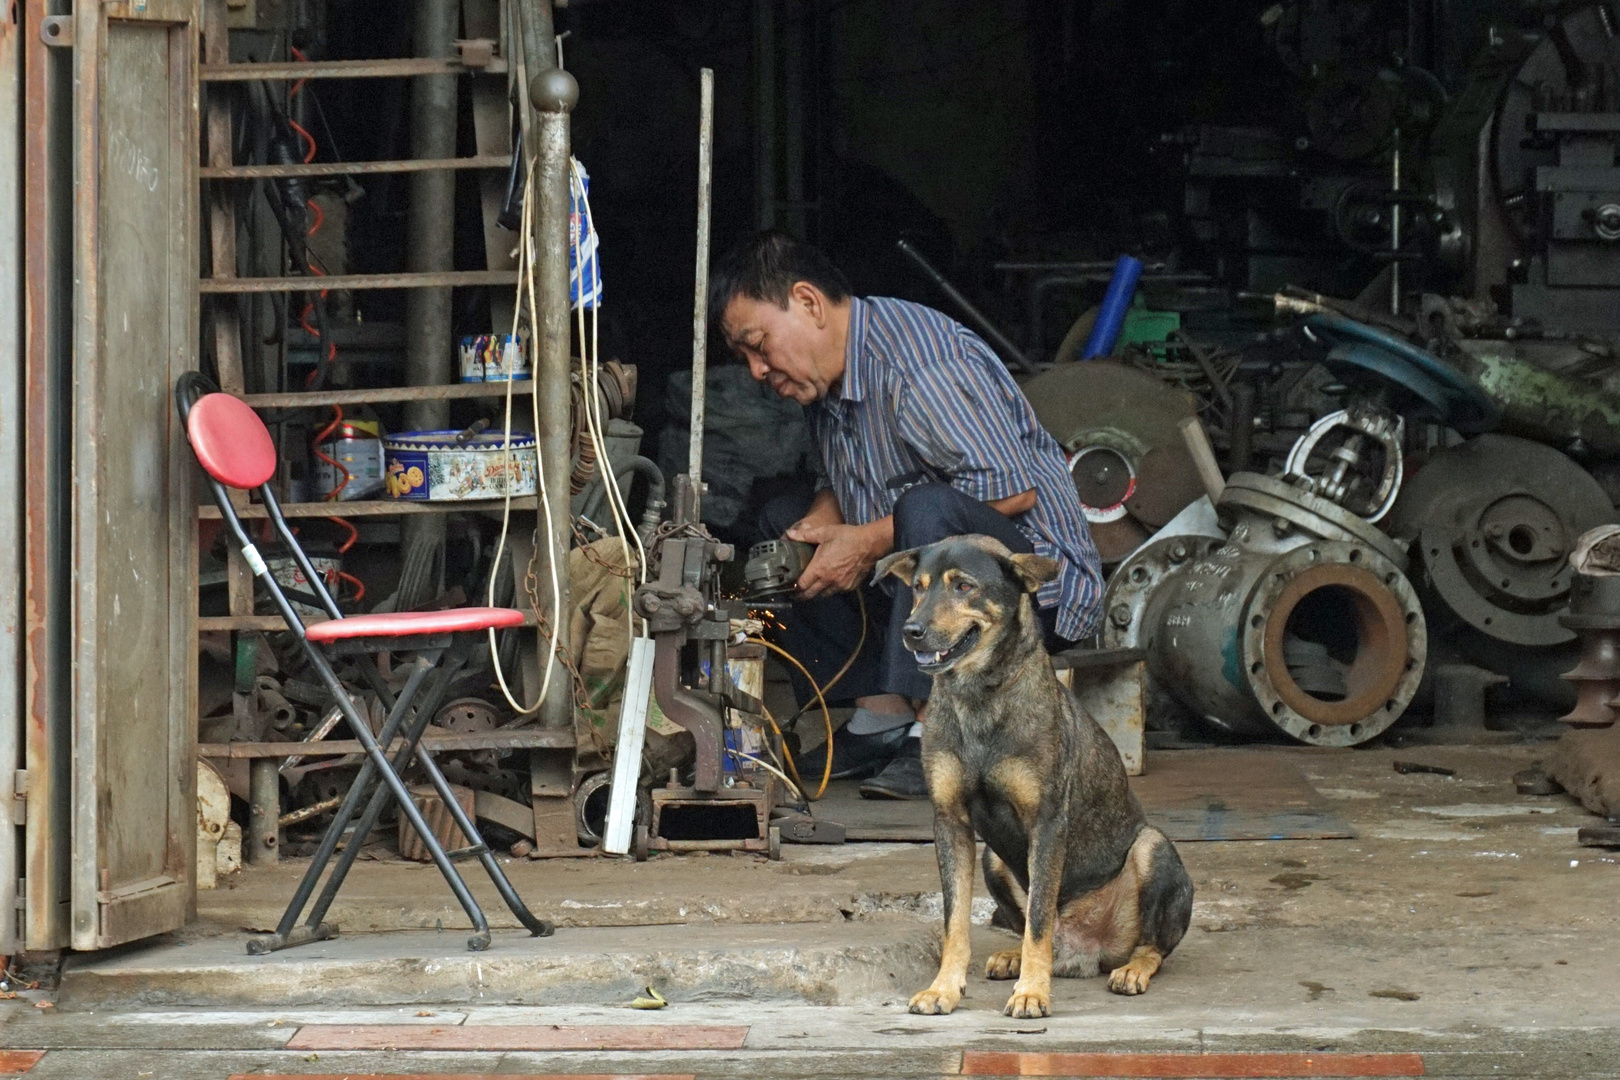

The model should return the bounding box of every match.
[728,750,805,805]
[486,163,561,714]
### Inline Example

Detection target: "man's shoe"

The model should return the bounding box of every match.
[859,737,928,800]
[794,720,910,782]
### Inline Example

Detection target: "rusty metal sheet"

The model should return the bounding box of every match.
[68,8,199,950]
[0,0,22,957]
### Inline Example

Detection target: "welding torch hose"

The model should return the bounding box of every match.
[747,638,835,800]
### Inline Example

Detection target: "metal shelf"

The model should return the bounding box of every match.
[202,154,509,180]
[200,270,518,295]
[198,497,538,520]
[200,56,506,82]
[239,382,534,408]
[198,611,540,632]
[199,729,573,760]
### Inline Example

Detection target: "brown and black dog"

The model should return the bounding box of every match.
[875,535,1194,1019]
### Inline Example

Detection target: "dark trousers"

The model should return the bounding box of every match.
[757,482,1066,704]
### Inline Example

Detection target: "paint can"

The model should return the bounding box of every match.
[313,418,385,500]
[459,333,530,383]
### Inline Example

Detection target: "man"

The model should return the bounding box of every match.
[714,231,1103,799]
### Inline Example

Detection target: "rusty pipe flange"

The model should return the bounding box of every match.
[1100,533,1228,649]
[1218,472,1407,568]
[1241,542,1426,746]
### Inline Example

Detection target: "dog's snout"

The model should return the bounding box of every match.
[902,620,926,646]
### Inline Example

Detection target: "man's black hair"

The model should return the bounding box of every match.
[709,230,851,321]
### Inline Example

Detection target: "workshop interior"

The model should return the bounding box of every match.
[11,0,1620,959]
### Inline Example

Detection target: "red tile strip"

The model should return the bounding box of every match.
[233,1075,694,1080]
[961,1051,1425,1077]
[285,1024,749,1052]
[0,1051,43,1075]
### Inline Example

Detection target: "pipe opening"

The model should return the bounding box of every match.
[1262,563,1409,727]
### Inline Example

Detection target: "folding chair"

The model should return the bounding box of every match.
[176,373,554,954]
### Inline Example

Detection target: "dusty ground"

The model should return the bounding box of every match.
[6,742,1620,1077]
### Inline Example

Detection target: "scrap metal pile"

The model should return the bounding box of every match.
[1034,290,1620,746]
[978,0,1620,749]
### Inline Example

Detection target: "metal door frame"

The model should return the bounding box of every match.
[0,0,24,959]
[22,0,76,953]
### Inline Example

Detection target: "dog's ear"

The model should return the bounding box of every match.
[1003,552,1060,594]
[873,547,921,586]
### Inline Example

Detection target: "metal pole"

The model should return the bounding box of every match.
[1391,127,1401,317]
[752,4,775,230]
[895,239,1034,373]
[532,68,578,731]
[248,758,280,865]
[397,0,461,610]
[402,0,459,432]
[690,69,715,489]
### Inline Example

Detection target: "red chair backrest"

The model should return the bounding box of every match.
[187,393,278,489]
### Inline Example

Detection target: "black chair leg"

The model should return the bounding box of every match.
[410,739,555,938]
[300,651,473,940]
[248,654,439,955]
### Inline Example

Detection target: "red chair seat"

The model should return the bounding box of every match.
[304,607,527,644]
[187,393,280,489]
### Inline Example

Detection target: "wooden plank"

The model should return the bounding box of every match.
[200,269,518,294]
[961,1051,1426,1077]
[197,615,289,632]
[198,496,537,519]
[285,1025,749,1052]
[238,381,534,408]
[199,729,575,759]
[202,154,508,179]
[200,56,505,81]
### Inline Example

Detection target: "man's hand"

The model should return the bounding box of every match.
[787,520,889,599]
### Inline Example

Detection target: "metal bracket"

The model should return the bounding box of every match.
[40,17,72,47]
[11,770,27,827]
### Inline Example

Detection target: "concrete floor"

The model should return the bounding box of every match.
[9,743,1620,1077]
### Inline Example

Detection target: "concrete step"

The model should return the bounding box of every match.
[59,921,939,1010]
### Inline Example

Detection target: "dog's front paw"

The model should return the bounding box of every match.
[984,949,1021,980]
[1003,985,1050,1018]
[909,985,962,1015]
[1107,964,1152,995]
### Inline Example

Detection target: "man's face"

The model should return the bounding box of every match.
[721,285,839,406]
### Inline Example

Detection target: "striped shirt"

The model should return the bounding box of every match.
[810,296,1103,641]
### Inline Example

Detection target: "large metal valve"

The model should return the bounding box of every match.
[1102,473,1426,746]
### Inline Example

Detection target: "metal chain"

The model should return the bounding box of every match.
[570,520,638,578]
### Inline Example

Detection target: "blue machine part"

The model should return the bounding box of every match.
[1081,255,1144,359]
[1301,313,1501,435]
